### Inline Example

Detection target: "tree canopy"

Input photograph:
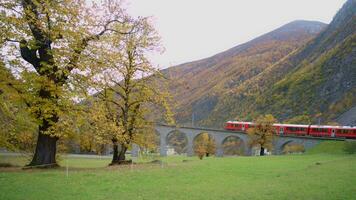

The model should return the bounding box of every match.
[247,114,277,156]
[0,0,172,166]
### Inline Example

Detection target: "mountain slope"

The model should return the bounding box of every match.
[202,0,356,127]
[164,20,327,126]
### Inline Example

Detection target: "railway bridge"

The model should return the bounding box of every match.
[153,124,344,156]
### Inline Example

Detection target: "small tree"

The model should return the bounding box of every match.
[88,17,174,165]
[194,133,216,159]
[247,114,277,156]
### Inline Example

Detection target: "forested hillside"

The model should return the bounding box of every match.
[165,0,355,128]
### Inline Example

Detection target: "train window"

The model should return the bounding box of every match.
[337,129,353,134]
[312,128,328,132]
[286,127,306,132]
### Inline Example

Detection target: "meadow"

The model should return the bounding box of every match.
[0,141,356,200]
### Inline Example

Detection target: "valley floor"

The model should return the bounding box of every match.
[0,143,356,200]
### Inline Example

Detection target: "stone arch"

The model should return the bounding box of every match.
[221,135,246,156]
[279,140,305,154]
[192,132,217,157]
[165,129,189,155]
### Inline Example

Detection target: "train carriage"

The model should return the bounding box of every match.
[224,121,356,139]
[274,124,309,136]
[335,127,356,138]
[225,121,254,131]
[309,125,333,137]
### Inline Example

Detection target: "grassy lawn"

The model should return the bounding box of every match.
[0,142,356,200]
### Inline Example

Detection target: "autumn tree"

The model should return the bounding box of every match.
[88,18,173,165]
[0,62,37,152]
[194,133,216,159]
[247,114,277,156]
[0,0,137,167]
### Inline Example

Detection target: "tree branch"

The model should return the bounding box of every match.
[65,18,138,75]
[5,38,21,43]
[19,39,41,71]
[6,82,31,108]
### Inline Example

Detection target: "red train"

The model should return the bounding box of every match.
[224,121,356,139]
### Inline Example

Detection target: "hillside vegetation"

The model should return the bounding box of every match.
[163,20,326,126]
[166,0,355,128]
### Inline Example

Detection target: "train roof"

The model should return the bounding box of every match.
[309,125,355,129]
[226,121,253,124]
[273,123,309,127]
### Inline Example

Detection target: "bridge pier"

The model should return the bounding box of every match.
[158,127,170,157]
[186,135,194,156]
[215,146,224,157]
[131,143,140,157]
[213,134,225,157]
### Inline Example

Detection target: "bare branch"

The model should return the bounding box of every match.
[65,18,138,74]
[5,38,21,43]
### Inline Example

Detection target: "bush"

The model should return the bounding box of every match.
[344,141,356,154]
[195,145,206,160]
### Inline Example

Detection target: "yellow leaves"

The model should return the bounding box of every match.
[194,133,216,159]
[0,62,37,152]
[247,114,276,150]
[1,0,171,158]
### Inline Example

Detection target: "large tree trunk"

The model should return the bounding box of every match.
[260,147,265,156]
[110,142,129,165]
[28,130,58,167]
[118,145,127,161]
[111,139,119,164]
[27,105,59,167]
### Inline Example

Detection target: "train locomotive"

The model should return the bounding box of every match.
[224,121,356,139]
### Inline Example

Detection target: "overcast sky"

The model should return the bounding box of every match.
[126,0,347,68]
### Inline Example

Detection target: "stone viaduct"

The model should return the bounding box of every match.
[152,124,344,157]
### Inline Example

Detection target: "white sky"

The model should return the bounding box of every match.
[126,0,347,69]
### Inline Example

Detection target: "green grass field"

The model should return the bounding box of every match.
[1,141,356,200]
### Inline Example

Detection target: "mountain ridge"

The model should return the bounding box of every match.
[163,20,328,126]
[200,0,356,127]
